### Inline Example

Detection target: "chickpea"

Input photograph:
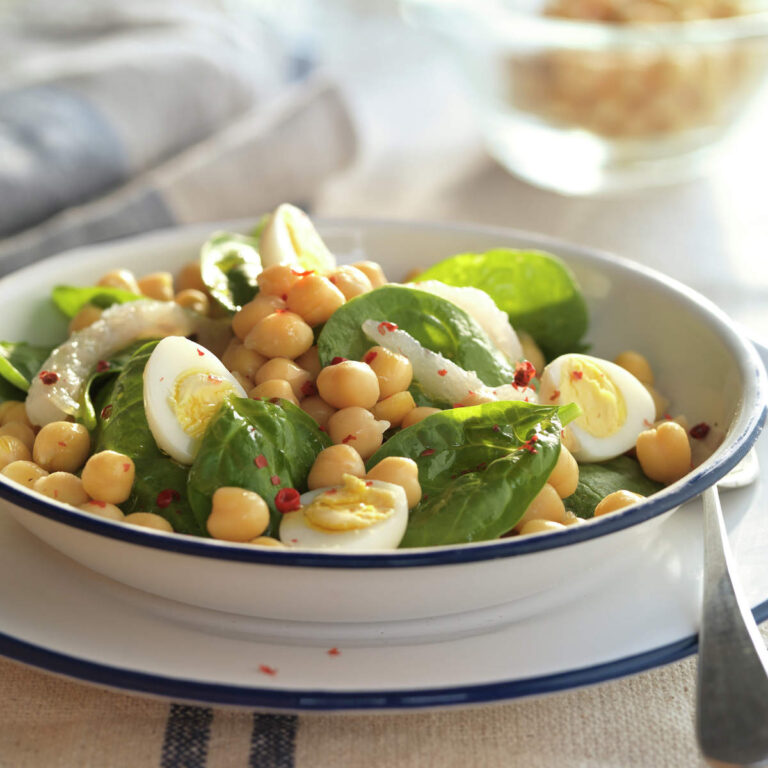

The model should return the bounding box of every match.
[518,332,546,377]
[329,265,373,300]
[515,483,566,530]
[372,391,416,427]
[257,264,300,298]
[221,341,266,380]
[594,489,646,517]
[231,371,253,391]
[97,269,140,294]
[69,304,103,333]
[367,456,422,508]
[207,487,270,542]
[33,421,90,473]
[0,435,31,469]
[645,384,670,420]
[363,347,413,400]
[316,361,380,410]
[81,450,136,504]
[174,289,210,315]
[0,402,32,428]
[79,500,125,521]
[307,444,366,490]
[232,294,286,340]
[254,358,311,400]
[33,472,89,506]
[519,519,567,536]
[295,346,321,381]
[563,510,584,526]
[244,311,313,360]
[176,261,207,293]
[0,401,20,424]
[250,536,285,547]
[0,421,35,451]
[636,421,691,484]
[548,444,579,499]
[614,350,654,385]
[137,272,174,301]
[401,407,441,429]
[1,460,48,489]
[286,274,346,327]
[125,512,173,533]
[327,407,388,460]
[352,260,387,288]
[248,379,299,406]
[301,395,337,428]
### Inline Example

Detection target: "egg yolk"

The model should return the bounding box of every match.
[169,370,238,439]
[303,474,396,532]
[559,357,626,438]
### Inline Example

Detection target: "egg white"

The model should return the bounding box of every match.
[539,353,655,462]
[279,480,408,551]
[143,336,247,464]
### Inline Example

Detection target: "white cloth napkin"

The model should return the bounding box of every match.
[0,0,357,274]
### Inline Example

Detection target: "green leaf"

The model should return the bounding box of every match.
[51,285,142,318]
[187,396,331,536]
[368,401,577,547]
[95,341,201,535]
[0,341,54,391]
[77,340,154,432]
[317,285,516,394]
[566,456,664,519]
[200,232,262,313]
[416,249,589,360]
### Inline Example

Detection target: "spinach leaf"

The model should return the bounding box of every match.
[416,249,589,360]
[200,232,262,313]
[95,341,201,535]
[317,285,516,388]
[187,396,331,537]
[0,341,53,391]
[77,340,154,431]
[368,401,580,547]
[51,285,141,318]
[566,456,664,519]
[0,377,25,404]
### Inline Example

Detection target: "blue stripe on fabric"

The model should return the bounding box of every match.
[249,714,298,768]
[161,704,213,768]
[0,85,128,238]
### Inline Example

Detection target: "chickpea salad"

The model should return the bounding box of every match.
[0,205,722,550]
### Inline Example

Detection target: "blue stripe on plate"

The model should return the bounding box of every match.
[161,704,213,767]
[250,714,298,768]
[1,598,767,711]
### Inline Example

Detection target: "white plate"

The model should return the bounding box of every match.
[0,342,765,711]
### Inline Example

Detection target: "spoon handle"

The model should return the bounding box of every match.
[697,485,768,767]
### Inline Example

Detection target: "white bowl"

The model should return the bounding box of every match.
[0,219,764,623]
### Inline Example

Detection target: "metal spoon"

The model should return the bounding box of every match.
[697,450,768,767]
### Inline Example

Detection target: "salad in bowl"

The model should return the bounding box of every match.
[0,205,730,554]
[0,208,763,622]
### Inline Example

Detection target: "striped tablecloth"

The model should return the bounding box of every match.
[7,628,765,768]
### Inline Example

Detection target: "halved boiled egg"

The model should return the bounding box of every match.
[143,336,247,464]
[539,353,655,463]
[279,474,408,551]
[259,203,336,273]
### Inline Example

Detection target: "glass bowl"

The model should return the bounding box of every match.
[401,0,768,194]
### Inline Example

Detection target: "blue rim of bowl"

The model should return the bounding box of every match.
[0,218,765,568]
[2,597,768,710]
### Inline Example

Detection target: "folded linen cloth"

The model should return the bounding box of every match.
[0,0,357,274]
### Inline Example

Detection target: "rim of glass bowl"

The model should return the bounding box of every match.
[0,218,764,569]
[401,0,768,49]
